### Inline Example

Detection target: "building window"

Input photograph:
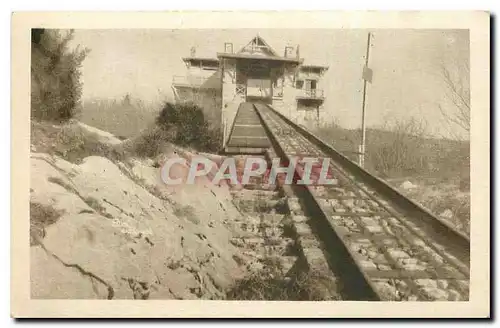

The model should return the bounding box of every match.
[296,80,304,89]
[284,46,294,58]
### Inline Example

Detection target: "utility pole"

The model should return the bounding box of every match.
[359,32,373,167]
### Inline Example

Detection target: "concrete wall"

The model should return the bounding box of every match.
[221,59,245,146]
[173,66,223,128]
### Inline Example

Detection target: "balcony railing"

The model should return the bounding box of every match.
[297,89,325,99]
[236,84,246,95]
[297,71,322,80]
[172,75,210,87]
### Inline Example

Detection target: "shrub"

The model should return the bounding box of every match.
[31,29,89,122]
[173,203,199,225]
[363,117,428,178]
[156,102,222,152]
[131,127,176,158]
[131,102,222,158]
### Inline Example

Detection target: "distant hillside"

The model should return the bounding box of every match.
[313,124,469,185]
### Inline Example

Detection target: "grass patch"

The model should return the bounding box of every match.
[167,260,182,270]
[173,203,199,225]
[226,266,339,301]
[226,257,339,301]
[232,254,246,267]
[30,202,64,246]
[80,96,156,140]
[55,124,125,163]
[47,176,77,194]
[399,183,470,234]
[31,120,125,164]
[82,196,106,214]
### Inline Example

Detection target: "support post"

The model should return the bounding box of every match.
[359,32,372,167]
[222,115,227,149]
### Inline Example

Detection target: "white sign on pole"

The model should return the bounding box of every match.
[362,66,373,83]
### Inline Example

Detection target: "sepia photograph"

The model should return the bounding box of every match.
[11,11,490,318]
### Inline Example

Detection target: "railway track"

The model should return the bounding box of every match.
[244,102,471,301]
[227,155,342,300]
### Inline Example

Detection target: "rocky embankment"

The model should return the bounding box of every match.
[30,121,253,299]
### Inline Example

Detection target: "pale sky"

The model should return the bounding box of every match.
[71,29,469,139]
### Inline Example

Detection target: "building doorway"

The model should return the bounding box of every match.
[246,78,272,100]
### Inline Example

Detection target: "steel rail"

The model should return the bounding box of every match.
[259,104,469,261]
[253,103,470,301]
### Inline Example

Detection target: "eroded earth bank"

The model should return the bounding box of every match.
[30,121,334,300]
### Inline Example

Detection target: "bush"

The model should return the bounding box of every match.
[131,127,176,158]
[367,118,429,178]
[154,102,221,153]
[31,29,89,122]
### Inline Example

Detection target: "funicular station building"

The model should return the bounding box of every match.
[171,35,328,152]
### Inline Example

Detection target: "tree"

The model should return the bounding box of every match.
[31,29,89,121]
[438,59,470,136]
[122,93,132,107]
